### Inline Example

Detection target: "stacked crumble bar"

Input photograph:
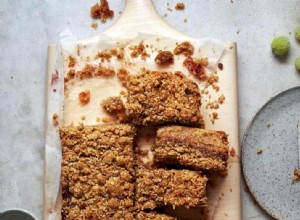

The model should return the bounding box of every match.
[60,124,136,220]
[154,125,229,171]
[60,69,229,219]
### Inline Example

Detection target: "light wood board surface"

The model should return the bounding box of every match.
[44,0,241,219]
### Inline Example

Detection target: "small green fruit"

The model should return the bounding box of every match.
[295,27,300,41]
[295,57,300,72]
[271,36,290,56]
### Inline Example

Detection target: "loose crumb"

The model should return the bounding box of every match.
[52,113,59,126]
[96,117,101,122]
[218,63,223,70]
[174,41,194,56]
[291,168,300,184]
[167,7,173,12]
[155,51,174,65]
[230,188,233,192]
[236,28,240,34]
[256,148,263,154]
[218,94,225,104]
[229,147,235,157]
[129,41,150,61]
[175,2,185,10]
[91,0,114,22]
[79,90,91,104]
[120,90,127,96]
[81,115,86,120]
[91,22,98,29]
[68,56,76,68]
[265,121,271,128]
[183,19,187,23]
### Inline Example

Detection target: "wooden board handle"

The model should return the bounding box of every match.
[104,0,185,37]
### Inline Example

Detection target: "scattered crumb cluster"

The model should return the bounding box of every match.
[91,0,114,22]
[291,168,300,184]
[63,39,226,125]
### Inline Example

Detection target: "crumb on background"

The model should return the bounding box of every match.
[91,22,98,29]
[291,168,300,184]
[256,147,263,154]
[265,121,271,127]
[175,2,185,10]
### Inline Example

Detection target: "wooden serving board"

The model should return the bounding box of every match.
[44,0,241,219]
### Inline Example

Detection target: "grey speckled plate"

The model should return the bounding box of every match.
[242,86,300,220]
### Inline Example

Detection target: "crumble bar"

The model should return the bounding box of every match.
[154,126,229,171]
[136,167,208,211]
[126,70,204,127]
[60,124,136,220]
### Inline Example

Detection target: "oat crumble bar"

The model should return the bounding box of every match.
[126,70,204,127]
[136,167,208,211]
[60,124,136,220]
[154,126,229,171]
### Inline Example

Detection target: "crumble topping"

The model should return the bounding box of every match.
[117,68,131,88]
[52,113,59,126]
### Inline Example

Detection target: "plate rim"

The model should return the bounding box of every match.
[241,86,300,220]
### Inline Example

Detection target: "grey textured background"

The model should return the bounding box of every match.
[1,0,300,219]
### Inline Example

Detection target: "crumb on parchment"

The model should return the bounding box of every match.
[79,90,90,104]
[68,56,76,68]
[155,51,174,65]
[265,121,271,128]
[101,96,125,113]
[52,113,59,126]
[229,147,235,157]
[91,22,98,29]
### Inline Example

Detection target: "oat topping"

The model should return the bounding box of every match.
[173,41,194,56]
[126,69,204,127]
[91,0,114,22]
[175,2,185,10]
[136,167,208,211]
[79,90,91,104]
[155,51,174,65]
[60,124,136,220]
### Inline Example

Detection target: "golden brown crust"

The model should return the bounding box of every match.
[154,125,229,171]
[60,124,136,220]
[136,167,208,211]
[137,212,177,220]
[126,70,204,127]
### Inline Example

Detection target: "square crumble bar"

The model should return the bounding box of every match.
[154,125,229,171]
[126,70,204,127]
[136,167,208,211]
[60,124,136,220]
